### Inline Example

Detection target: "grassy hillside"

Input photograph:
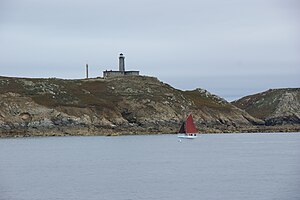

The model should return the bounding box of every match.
[1,76,298,137]
[233,88,300,125]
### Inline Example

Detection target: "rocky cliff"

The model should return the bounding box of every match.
[233,88,300,125]
[0,76,266,137]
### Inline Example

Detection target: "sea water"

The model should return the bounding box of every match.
[0,133,299,200]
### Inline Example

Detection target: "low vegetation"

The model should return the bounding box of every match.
[0,76,299,137]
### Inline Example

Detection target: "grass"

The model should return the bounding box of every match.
[183,90,232,112]
[233,88,300,119]
[0,75,258,120]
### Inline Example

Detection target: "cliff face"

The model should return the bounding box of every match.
[0,76,263,137]
[233,88,300,125]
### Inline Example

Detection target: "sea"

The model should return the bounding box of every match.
[0,133,300,200]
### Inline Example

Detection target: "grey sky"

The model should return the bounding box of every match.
[0,0,299,100]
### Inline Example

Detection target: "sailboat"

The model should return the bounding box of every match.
[177,114,198,139]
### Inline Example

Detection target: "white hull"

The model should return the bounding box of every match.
[177,134,198,139]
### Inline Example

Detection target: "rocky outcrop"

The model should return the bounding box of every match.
[233,88,300,125]
[0,76,296,137]
[105,77,264,131]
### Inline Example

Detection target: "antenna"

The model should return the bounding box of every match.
[86,63,89,79]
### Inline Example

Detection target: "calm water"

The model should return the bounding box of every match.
[0,133,300,200]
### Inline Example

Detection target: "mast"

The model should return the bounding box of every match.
[86,63,89,79]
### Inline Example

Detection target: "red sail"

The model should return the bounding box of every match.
[185,114,198,133]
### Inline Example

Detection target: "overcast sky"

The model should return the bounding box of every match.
[0,0,299,100]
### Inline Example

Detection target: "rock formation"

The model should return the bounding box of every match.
[0,76,298,137]
[233,88,300,125]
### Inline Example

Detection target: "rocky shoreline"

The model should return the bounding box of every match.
[2,125,300,138]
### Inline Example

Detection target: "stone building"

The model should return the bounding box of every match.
[103,53,140,78]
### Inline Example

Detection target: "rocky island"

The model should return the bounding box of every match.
[233,88,300,126]
[0,75,299,137]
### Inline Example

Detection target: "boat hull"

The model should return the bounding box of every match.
[177,134,198,139]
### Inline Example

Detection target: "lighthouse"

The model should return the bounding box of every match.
[103,53,139,78]
[119,53,125,72]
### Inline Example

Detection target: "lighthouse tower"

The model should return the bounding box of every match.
[119,53,125,72]
[103,53,139,78]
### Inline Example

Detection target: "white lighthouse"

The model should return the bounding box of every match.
[119,53,125,72]
[103,53,140,78]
